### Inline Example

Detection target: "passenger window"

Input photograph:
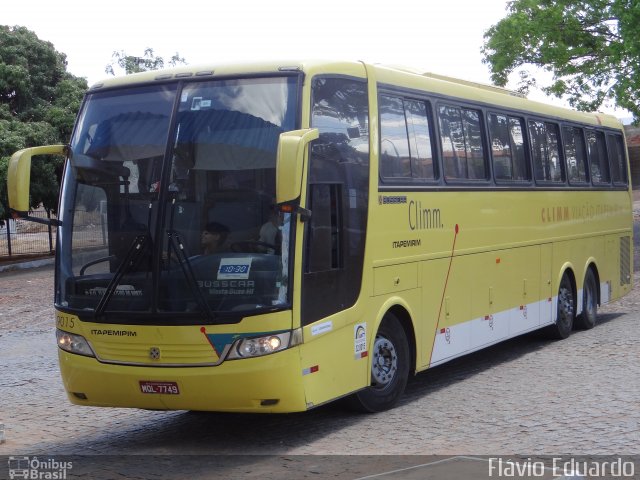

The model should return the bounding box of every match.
[405,99,435,180]
[379,95,435,181]
[607,134,627,185]
[439,105,487,181]
[379,96,411,178]
[489,114,529,181]
[530,121,564,183]
[586,130,610,184]
[563,127,588,184]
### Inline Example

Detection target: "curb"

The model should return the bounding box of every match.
[0,257,55,273]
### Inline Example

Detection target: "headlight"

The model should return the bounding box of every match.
[56,329,95,357]
[226,330,301,360]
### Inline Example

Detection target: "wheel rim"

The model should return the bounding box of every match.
[371,335,398,389]
[558,283,574,330]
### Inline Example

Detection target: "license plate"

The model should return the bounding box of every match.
[139,381,180,395]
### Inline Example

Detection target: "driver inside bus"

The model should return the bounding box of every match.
[201,222,230,254]
[258,206,282,253]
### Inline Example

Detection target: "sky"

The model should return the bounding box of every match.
[3,0,630,121]
[5,0,509,85]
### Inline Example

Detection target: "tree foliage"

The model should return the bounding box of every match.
[105,48,186,76]
[0,25,87,219]
[482,0,640,120]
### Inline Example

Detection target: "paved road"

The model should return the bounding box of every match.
[1,266,639,479]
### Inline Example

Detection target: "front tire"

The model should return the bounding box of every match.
[349,314,410,413]
[575,268,598,330]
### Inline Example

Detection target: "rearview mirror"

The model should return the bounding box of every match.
[275,128,319,205]
[7,144,66,214]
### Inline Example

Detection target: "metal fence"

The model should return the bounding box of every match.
[0,209,106,259]
[0,210,55,257]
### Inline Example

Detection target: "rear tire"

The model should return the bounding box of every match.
[545,273,575,339]
[348,314,410,413]
[575,268,598,330]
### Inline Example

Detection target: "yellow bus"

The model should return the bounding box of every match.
[7,60,633,413]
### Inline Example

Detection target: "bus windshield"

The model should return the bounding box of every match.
[56,76,299,322]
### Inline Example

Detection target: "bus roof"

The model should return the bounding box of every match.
[90,60,622,130]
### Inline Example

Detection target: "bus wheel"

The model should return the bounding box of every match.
[575,269,598,330]
[349,314,410,413]
[546,273,575,339]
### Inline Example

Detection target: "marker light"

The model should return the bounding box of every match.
[227,330,301,360]
[56,329,95,357]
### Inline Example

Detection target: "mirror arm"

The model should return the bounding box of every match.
[277,203,311,222]
[296,206,312,222]
[10,209,61,227]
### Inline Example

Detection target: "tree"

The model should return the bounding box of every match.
[105,48,186,76]
[0,25,88,220]
[482,0,640,121]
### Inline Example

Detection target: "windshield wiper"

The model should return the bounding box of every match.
[166,230,216,322]
[95,234,148,317]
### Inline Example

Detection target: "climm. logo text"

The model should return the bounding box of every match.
[409,201,443,230]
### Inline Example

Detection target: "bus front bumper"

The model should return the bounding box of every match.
[58,346,308,413]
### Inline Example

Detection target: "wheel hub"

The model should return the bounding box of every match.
[371,337,397,387]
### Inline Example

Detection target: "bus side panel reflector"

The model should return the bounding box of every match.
[302,365,319,376]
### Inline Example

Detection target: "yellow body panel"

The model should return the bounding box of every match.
[367,188,632,369]
[299,308,370,408]
[56,309,310,412]
[59,346,306,412]
[57,310,292,365]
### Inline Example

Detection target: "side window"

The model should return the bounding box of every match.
[379,95,435,181]
[509,117,529,181]
[607,134,627,185]
[530,121,564,183]
[563,126,588,184]
[379,95,411,178]
[439,105,487,181]
[405,99,435,180]
[586,130,610,184]
[488,113,529,181]
[308,78,368,274]
[306,184,342,272]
